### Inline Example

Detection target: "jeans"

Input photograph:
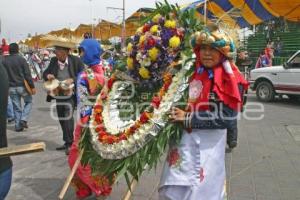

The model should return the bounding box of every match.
[0,167,12,200]
[9,87,33,129]
[7,96,14,120]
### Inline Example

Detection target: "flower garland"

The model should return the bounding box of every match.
[89,60,193,159]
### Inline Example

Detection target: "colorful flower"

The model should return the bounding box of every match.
[149,47,159,61]
[164,20,176,29]
[152,14,162,23]
[169,36,181,48]
[150,25,159,34]
[139,112,150,123]
[94,105,103,114]
[127,57,134,70]
[139,66,150,79]
[143,24,151,33]
[151,96,161,108]
[127,43,133,53]
[147,37,156,47]
[139,35,146,46]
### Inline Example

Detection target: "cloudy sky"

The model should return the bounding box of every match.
[0,0,195,42]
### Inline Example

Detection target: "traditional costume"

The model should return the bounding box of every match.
[159,24,248,200]
[68,39,112,199]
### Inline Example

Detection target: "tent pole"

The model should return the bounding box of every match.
[204,0,207,25]
[122,0,126,50]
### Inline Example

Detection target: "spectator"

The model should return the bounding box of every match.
[2,43,36,132]
[274,37,283,56]
[255,50,271,68]
[0,62,13,200]
[1,39,9,56]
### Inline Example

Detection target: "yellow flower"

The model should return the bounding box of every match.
[139,35,146,46]
[149,47,159,61]
[127,43,133,53]
[169,36,181,48]
[127,57,134,70]
[152,14,162,23]
[150,25,159,34]
[164,20,176,29]
[139,66,150,79]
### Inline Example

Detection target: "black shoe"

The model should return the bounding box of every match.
[15,127,24,132]
[7,118,14,123]
[56,144,67,151]
[65,146,70,155]
[21,120,28,128]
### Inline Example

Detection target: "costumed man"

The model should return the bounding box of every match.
[159,24,248,200]
[68,39,112,199]
[43,43,84,154]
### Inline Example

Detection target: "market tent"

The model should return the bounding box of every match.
[183,0,300,29]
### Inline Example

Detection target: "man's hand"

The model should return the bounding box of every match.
[64,78,74,85]
[31,88,37,95]
[47,74,55,80]
[169,107,186,122]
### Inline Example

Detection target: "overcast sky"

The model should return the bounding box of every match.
[0,0,195,42]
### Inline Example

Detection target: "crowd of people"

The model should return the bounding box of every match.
[0,22,248,200]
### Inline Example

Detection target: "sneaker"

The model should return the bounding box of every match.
[21,120,28,128]
[56,144,67,151]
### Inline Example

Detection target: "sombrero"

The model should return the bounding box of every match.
[40,35,81,49]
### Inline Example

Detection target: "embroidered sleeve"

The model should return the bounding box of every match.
[77,72,93,119]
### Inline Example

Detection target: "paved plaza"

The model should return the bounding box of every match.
[6,82,300,200]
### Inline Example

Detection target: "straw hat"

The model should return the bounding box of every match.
[40,35,81,50]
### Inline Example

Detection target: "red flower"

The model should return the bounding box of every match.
[95,125,105,133]
[143,24,151,33]
[139,112,150,123]
[94,114,103,123]
[151,96,161,108]
[119,134,127,141]
[94,105,103,114]
[129,126,137,133]
[163,82,171,91]
[106,136,114,144]
[167,148,181,167]
[147,37,156,47]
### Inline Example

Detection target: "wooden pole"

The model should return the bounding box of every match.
[0,142,45,158]
[58,149,84,200]
[122,179,137,200]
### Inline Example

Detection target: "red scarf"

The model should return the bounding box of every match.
[188,61,248,112]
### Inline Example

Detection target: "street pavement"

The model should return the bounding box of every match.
[5,82,300,200]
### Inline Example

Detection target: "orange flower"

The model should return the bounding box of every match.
[94,105,103,114]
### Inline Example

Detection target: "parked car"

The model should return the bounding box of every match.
[250,50,300,102]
